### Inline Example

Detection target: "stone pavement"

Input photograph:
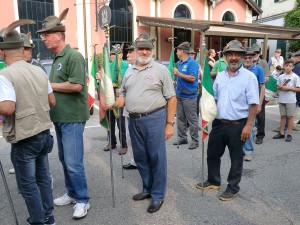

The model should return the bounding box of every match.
[0,105,299,225]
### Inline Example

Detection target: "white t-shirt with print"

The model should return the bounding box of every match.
[277,72,300,103]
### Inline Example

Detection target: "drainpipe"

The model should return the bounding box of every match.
[155,0,158,59]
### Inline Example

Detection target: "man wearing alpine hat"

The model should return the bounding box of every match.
[37,8,90,219]
[196,40,259,201]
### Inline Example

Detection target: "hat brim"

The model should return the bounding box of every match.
[223,48,246,54]
[36,25,65,33]
[175,46,190,51]
[0,41,24,50]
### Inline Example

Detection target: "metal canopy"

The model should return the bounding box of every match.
[137,16,300,40]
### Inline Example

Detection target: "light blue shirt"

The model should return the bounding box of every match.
[213,66,259,120]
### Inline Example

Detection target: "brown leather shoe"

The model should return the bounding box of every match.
[119,147,128,155]
[103,144,116,151]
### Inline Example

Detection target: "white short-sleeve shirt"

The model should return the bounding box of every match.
[0,75,53,102]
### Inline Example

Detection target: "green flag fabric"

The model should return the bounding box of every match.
[168,49,175,80]
[200,57,217,141]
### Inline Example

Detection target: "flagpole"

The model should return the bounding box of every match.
[104,27,115,208]
[201,141,204,197]
[0,161,19,225]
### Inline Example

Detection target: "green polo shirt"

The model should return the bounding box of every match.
[49,44,89,122]
[212,58,227,73]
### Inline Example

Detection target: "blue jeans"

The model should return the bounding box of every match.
[243,119,256,155]
[11,129,54,225]
[129,108,167,201]
[54,122,89,203]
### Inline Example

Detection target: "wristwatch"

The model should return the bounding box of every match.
[166,121,175,126]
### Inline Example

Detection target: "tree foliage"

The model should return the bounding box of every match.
[284,0,300,51]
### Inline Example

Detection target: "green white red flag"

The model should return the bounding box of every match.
[168,49,175,80]
[264,76,278,105]
[88,52,98,109]
[200,57,217,141]
[99,44,116,130]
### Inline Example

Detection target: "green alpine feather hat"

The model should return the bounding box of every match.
[110,44,122,54]
[175,42,191,51]
[251,43,261,52]
[0,19,35,50]
[37,8,69,33]
[133,32,155,49]
[245,47,256,56]
[222,40,246,55]
[21,32,35,48]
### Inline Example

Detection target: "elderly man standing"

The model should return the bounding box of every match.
[268,49,284,73]
[0,20,56,225]
[37,9,90,219]
[196,40,259,201]
[173,42,199,149]
[114,33,176,213]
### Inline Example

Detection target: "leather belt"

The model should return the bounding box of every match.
[218,119,245,125]
[129,107,165,118]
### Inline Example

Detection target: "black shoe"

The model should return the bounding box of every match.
[219,189,238,201]
[132,192,151,201]
[188,143,199,150]
[147,200,164,213]
[103,144,117,151]
[273,133,285,139]
[285,134,292,142]
[123,163,137,170]
[255,137,263,144]
[196,180,220,190]
[173,139,188,145]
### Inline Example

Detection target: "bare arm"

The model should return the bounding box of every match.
[165,96,177,140]
[241,104,258,141]
[173,68,196,82]
[257,83,265,114]
[210,71,217,79]
[51,82,83,93]
[0,101,15,116]
[114,96,125,108]
[48,92,56,107]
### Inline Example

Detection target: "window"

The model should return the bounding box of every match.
[18,0,54,59]
[222,11,235,22]
[256,0,262,7]
[173,4,191,61]
[109,0,133,50]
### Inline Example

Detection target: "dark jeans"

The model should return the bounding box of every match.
[11,129,54,225]
[129,108,167,201]
[207,119,247,193]
[107,108,127,147]
[256,99,265,139]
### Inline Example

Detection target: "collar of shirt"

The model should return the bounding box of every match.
[53,44,71,59]
[178,56,192,67]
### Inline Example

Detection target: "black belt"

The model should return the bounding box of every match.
[217,118,246,125]
[129,107,165,118]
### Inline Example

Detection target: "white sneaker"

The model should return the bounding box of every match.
[244,154,252,161]
[73,203,90,219]
[8,168,15,174]
[54,193,76,206]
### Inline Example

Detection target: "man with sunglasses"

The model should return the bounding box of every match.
[37,9,90,219]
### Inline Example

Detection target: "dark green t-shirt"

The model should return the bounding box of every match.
[49,44,89,122]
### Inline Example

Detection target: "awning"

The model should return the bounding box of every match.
[137,16,300,40]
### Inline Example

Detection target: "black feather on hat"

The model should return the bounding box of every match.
[133,32,155,49]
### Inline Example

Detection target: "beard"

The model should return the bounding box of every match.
[227,59,242,72]
[135,52,152,65]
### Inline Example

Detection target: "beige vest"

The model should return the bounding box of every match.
[270,56,284,73]
[1,60,52,143]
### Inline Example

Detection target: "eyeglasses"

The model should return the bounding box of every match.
[39,33,58,39]
[243,56,253,60]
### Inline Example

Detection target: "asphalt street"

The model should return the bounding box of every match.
[0,104,299,225]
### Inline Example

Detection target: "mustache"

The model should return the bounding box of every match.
[229,59,239,63]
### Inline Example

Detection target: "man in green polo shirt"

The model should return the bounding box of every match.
[37,8,90,219]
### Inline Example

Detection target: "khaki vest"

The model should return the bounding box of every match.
[1,60,52,143]
[270,56,284,73]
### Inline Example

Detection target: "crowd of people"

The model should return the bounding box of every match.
[1,10,300,225]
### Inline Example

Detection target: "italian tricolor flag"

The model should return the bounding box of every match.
[87,52,98,109]
[98,44,116,130]
[200,57,217,141]
[264,76,277,105]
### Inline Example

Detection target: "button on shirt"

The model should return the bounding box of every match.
[213,67,259,120]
